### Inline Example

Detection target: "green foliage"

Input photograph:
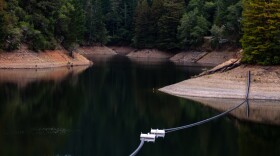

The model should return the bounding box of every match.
[0,0,21,51]
[241,0,280,65]
[210,24,225,48]
[62,0,86,49]
[0,0,87,51]
[133,0,152,48]
[133,0,185,50]
[84,0,108,45]
[4,27,22,51]
[156,0,185,50]
[103,0,136,45]
[225,1,242,41]
[178,8,210,48]
[5,0,278,65]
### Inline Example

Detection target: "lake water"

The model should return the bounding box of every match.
[0,56,279,156]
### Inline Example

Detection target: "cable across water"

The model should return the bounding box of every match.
[165,71,251,133]
[129,140,145,156]
[165,100,246,133]
[129,71,251,155]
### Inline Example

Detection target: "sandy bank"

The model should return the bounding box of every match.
[160,65,280,100]
[77,46,117,56]
[126,49,172,59]
[170,50,238,66]
[108,46,135,55]
[0,46,92,69]
[77,45,238,66]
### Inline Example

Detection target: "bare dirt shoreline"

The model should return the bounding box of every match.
[160,64,280,100]
[0,45,243,70]
[0,45,92,69]
[74,45,240,66]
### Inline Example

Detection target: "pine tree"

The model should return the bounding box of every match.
[17,0,68,51]
[156,0,185,50]
[149,0,164,46]
[241,0,280,65]
[1,0,22,51]
[103,0,136,45]
[225,1,242,43]
[84,0,108,45]
[133,0,152,48]
[63,0,86,49]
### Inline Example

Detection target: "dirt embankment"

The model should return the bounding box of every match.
[75,45,239,66]
[160,64,280,100]
[126,49,173,59]
[0,45,92,69]
[170,49,239,66]
[108,46,135,55]
[77,46,117,56]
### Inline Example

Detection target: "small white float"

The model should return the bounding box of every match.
[140,133,156,142]
[151,129,165,138]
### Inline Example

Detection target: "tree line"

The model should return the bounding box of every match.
[0,0,279,64]
[0,0,137,51]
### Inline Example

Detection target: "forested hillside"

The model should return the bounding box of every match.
[0,0,279,64]
[241,0,280,65]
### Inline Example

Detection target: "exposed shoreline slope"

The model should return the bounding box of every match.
[77,46,117,56]
[0,46,92,69]
[126,49,172,59]
[160,64,280,100]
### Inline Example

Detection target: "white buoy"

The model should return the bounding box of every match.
[140,133,156,142]
[151,129,165,138]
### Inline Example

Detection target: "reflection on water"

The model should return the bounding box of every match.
[183,97,280,125]
[0,66,90,87]
[0,56,279,156]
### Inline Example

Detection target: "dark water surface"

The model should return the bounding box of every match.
[0,56,279,156]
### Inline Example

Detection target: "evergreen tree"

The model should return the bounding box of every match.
[62,0,86,49]
[84,0,108,45]
[18,0,67,51]
[212,0,242,45]
[149,0,164,46]
[103,0,136,45]
[241,0,280,65]
[133,0,152,48]
[103,0,121,44]
[213,0,228,26]
[1,0,22,51]
[156,0,185,50]
[225,1,242,43]
[0,0,246,52]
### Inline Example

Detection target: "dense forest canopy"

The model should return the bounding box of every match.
[0,0,279,64]
[241,0,280,65]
